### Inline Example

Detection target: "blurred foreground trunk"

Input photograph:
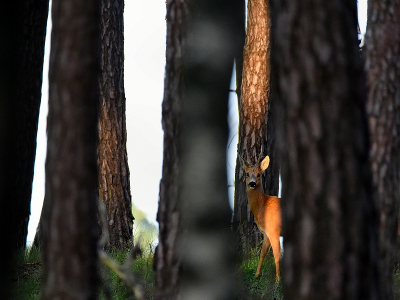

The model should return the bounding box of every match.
[40,0,100,298]
[177,0,243,298]
[270,0,381,298]
[365,1,400,299]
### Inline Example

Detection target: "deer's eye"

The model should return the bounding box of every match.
[257,174,260,178]
[246,173,249,177]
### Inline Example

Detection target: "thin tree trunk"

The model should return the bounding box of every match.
[0,2,25,298]
[270,0,380,298]
[98,0,133,250]
[177,0,243,298]
[234,0,270,250]
[14,0,50,249]
[263,97,279,196]
[154,0,186,298]
[365,1,400,299]
[40,0,100,298]
[0,0,48,296]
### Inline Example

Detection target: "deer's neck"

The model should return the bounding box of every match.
[246,185,265,211]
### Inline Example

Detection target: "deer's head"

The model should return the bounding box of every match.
[239,154,270,190]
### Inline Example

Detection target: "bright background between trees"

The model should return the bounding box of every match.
[27,0,368,245]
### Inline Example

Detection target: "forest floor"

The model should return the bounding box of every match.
[12,245,400,300]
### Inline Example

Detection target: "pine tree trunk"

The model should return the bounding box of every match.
[270,0,381,298]
[0,0,48,296]
[98,0,133,250]
[235,0,246,104]
[41,0,100,298]
[177,0,243,298]
[154,0,186,298]
[13,0,50,249]
[234,0,270,250]
[263,97,279,196]
[365,1,400,299]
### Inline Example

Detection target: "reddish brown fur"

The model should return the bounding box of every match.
[240,155,281,281]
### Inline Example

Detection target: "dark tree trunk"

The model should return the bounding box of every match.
[154,0,186,299]
[0,2,23,298]
[263,97,279,196]
[177,0,243,298]
[0,0,48,297]
[234,0,271,251]
[98,0,134,250]
[40,0,100,298]
[365,1,400,299]
[270,0,381,299]
[14,0,49,250]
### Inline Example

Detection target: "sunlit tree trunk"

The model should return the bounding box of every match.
[98,0,134,250]
[270,0,381,298]
[234,0,246,105]
[154,0,186,298]
[365,1,400,299]
[41,0,100,298]
[234,0,270,250]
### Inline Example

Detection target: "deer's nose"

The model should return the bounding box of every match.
[248,181,256,188]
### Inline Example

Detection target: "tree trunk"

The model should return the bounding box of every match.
[13,0,50,250]
[270,0,381,299]
[154,0,186,299]
[40,0,100,298]
[0,0,48,296]
[235,0,246,104]
[234,0,270,251]
[263,97,280,196]
[177,0,243,298]
[98,0,133,250]
[365,1,400,299]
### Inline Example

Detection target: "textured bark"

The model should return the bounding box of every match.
[154,0,186,299]
[40,0,100,299]
[263,97,279,196]
[365,1,400,299]
[270,0,380,299]
[177,0,243,298]
[98,0,133,250]
[235,0,246,105]
[0,0,48,296]
[234,0,270,250]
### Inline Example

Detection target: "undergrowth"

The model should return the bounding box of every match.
[394,269,400,300]
[13,242,400,300]
[237,245,282,300]
[13,242,155,300]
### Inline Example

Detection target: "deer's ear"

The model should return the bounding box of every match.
[260,156,270,172]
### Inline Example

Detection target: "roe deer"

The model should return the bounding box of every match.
[239,154,281,281]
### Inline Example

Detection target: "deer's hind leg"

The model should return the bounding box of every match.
[255,235,271,278]
[270,233,281,281]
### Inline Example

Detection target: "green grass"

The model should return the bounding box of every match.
[237,245,282,300]
[12,247,42,300]
[394,269,400,300]
[99,244,155,300]
[13,244,155,300]
[13,243,400,300]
